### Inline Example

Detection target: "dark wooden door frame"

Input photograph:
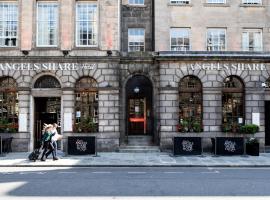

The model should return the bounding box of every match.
[265,101,270,146]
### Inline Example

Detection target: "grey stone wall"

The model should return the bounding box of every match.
[159,61,270,151]
[121,0,153,52]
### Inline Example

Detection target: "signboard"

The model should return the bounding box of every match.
[252,113,260,126]
[64,113,72,132]
[68,136,96,155]
[215,137,244,155]
[173,137,202,156]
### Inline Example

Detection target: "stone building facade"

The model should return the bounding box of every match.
[0,0,270,153]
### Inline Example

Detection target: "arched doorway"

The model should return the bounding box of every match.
[33,75,62,148]
[126,75,153,140]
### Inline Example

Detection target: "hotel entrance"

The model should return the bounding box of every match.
[126,75,153,137]
[34,97,61,148]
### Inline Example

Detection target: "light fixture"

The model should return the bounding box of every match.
[62,50,69,56]
[134,87,140,93]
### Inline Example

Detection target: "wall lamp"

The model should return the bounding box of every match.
[107,50,112,56]
[22,50,29,56]
[62,50,69,56]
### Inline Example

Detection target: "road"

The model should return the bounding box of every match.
[0,167,270,198]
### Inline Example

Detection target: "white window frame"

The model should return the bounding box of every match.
[128,0,145,5]
[128,28,145,52]
[170,28,191,51]
[206,28,226,51]
[242,0,262,4]
[36,2,59,47]
[0,2,18,47]
[76,2,98,47]
[170,0,190,4]
[207,0,226,3]
[242,29,263,52]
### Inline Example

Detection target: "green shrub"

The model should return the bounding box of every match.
[240,124,259,134]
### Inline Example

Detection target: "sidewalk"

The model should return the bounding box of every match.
[1,152,270,167]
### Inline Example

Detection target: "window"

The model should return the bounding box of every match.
[128,28,145,52]
[75,77,98,133]
[76,2,98,47]
[179,76,202,133]
[170,28,190,51]
[170,0,190,4]
[207,28,226,51]
[0,2,18,47]
[0,77,18,133]
[242,0,261,4]
[265,78,270,88]
[37,2,58,47]
[242,29,262,51]
[222,76,244,133]
[128,0,144,5]
[34,75,61,88]
[207,0,226,3]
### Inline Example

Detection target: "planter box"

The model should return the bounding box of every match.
[68,136,96,155]
[246,143,259,156]
[215,137,244,156]
[173,137,202,156]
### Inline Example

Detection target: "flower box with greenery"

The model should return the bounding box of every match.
[246,137,259,156]
[178,119,203,133]
[74,117,98,133]
[0,118,18,133]
[240,124,259,134]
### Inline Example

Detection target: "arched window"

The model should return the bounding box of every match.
[179,76,202,132]
[0,77,18,133]
[222,76,244,132]
[34,75,61,88]
[74,77,98,133]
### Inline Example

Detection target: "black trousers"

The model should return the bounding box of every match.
[41,141,55,160]
[45,141,57,158]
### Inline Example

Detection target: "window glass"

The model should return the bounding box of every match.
[128,28,145,52]
[242,0,261,4]
[242,29,262,51]
[75,77,98,133]
[207,28,226,51]
[37,2,58,47]
[128,0,144,5]
[179,76,202,133]
[0,77,18,133]
[170,0,190,4]
[76,2,98,47]
[170,28,190,51]
[0,3,18,47]
[222,76,244,133]
[207,0,226,3]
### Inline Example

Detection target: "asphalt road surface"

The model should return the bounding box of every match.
[0,167,270,198]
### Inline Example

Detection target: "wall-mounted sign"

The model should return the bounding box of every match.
[0,63,96,71]
[68,136,96,155]
[173,137,202,156]
[252,113,260,126]
[188,62,266,71]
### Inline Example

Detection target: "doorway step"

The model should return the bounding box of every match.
[118,136,160,153]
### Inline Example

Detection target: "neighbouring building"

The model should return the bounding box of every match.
[0,0,270,153]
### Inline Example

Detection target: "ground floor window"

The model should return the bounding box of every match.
[179,76,203,132]
[74,77,98,133]
[222,76,245,133]
[0,77,18,133]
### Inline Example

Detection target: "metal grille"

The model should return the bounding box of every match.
[34,75,61,88]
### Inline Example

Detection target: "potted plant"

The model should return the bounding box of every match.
[180,119,189,132]
[240,124,259,134]
[246,137,260,156]
[192,121,202,133]
[222,123,231,133]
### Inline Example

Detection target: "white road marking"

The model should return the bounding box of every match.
[127,172,146,174]
[92,171,112,174]
[19,172,46,175]
[164,172,184,174]
[58,172,77,174]
[201,171,219,174]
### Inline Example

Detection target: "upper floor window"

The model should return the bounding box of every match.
[242,29,262,51]
[170,0,190,4]
[128,28,145,52]
[76,2,98,47]
[128,0,144,5]
[242,0,261,4]
[37,2,58,47]
[170,28,190,51]
[0,3,18,47]
[207,28,226,51]
[207,0,226,3]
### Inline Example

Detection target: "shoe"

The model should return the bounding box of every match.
[40,158,46,161]
[53,157,59,161]
[45,153,49,159]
